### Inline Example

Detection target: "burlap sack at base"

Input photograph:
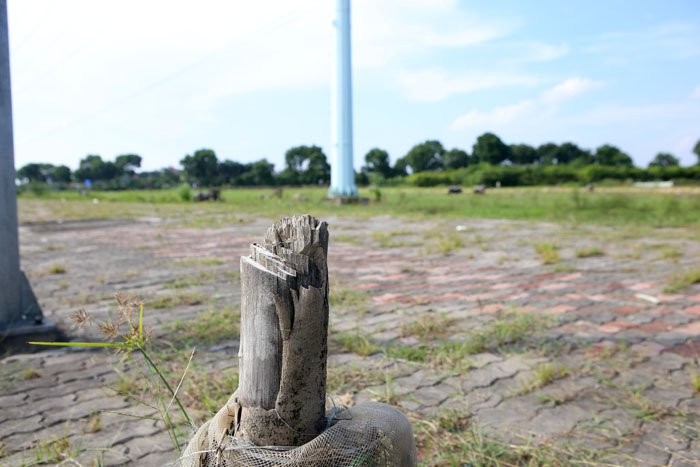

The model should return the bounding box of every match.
[177,401,416,467]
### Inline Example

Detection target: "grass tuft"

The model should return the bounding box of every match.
[48,264,67,274]
[167,307,240,346]
[535,243,560,265]
[520,363,570,394]
[385,344,429,362]
[664,267,700,293]
[400,314,455,341]
[332,332,380,356]
[691,373,700,394]
[150,291,206,309]
[415,411,601,466]
[33,436,80,465]
[576,247,604,258]
[330,287,370,313]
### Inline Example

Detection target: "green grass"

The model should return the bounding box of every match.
[332,332,380,356]
[415,411,603,466]
[181,368,239,418]
[18,186,700,228]
[371,229,416,248]
[401,314,455,341]
[167,307,240,346]
[434,232,465,255]
[329,286,370,312]
[385,344,429,362]
[535,243,561,265]
[32,435,81,465]
[520,363,570,394]
[691,373,700,394]
[383,311,551,370]
[47,264,67,274]
[575,247,605,258]
[149,291,206,309]
[664,267,700,293]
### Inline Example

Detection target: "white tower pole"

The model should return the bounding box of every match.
[329,0,357,198]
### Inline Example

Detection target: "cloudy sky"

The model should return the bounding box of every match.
[7,0,700,171]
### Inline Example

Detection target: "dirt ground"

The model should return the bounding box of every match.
[1,209,699,466]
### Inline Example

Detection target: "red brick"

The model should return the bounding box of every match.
[675,320,700,336]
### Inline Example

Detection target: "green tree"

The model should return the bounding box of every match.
[75,155,118,181]
[306,150,331,185]
[537,143,559,165]
[362,148,393,178]
[557,142,591,165]
[239,159,275,186]
[115,154,142,175]
[403,140,445,172]
[283,145,329,185]
[218,160,249,185]
[648,152,680,168]
[17,163,46,182]
[693,139,700,165]
[393,157,408,176]
[593,145,634,167]
[180,149,219,186]
[472,133,510,165]
[510,144,538,165]
[442,148,469,169]
[51,165,72,184]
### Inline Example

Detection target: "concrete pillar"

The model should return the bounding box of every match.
[0,0,23,326]
[329,0,358,198]
[0,0,57,350]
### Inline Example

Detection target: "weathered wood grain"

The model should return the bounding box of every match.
[236,215,329,446]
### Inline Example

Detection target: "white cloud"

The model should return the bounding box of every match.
[691,85,700,99]
[398,69,539,102]
[540,77,604,104]
[583,21,700,61]
[450,77,603,129]
[352,0,514,68]
[520,42,569,62]
[568,102,693,126]
[451,100,535,129]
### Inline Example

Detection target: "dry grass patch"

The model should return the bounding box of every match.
[400,313,456,341]
[415,411,600,466]
[167,306,240,346]
[664,267,700,293]
[535,243,560,265]
[575,247,604,258]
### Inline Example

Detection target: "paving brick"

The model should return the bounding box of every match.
[5,214,700,465]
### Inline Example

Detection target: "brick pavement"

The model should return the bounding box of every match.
[1,214,699,465]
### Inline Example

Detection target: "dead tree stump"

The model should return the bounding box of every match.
[236,214,329,446]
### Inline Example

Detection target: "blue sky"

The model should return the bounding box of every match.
[8,0,700,172]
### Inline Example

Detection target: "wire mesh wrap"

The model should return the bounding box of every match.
[177,401,417,466]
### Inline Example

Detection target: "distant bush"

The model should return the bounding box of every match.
[407,171,454,187]
[178,183,192,201]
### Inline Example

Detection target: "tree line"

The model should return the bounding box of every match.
[16,133,700,190]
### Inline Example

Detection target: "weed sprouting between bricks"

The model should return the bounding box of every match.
[30,293,195,455]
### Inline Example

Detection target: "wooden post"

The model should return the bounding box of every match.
[236,215,329,446]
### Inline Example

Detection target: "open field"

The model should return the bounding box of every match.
[2,188,700,465]
[18,185,700,228]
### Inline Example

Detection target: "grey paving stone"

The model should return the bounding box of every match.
[411,384,452,408]
[475,397,539,433]
[524,404,593,439]
[643,387,693,410]
[461,359,525,393]
[655,331,690,347]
